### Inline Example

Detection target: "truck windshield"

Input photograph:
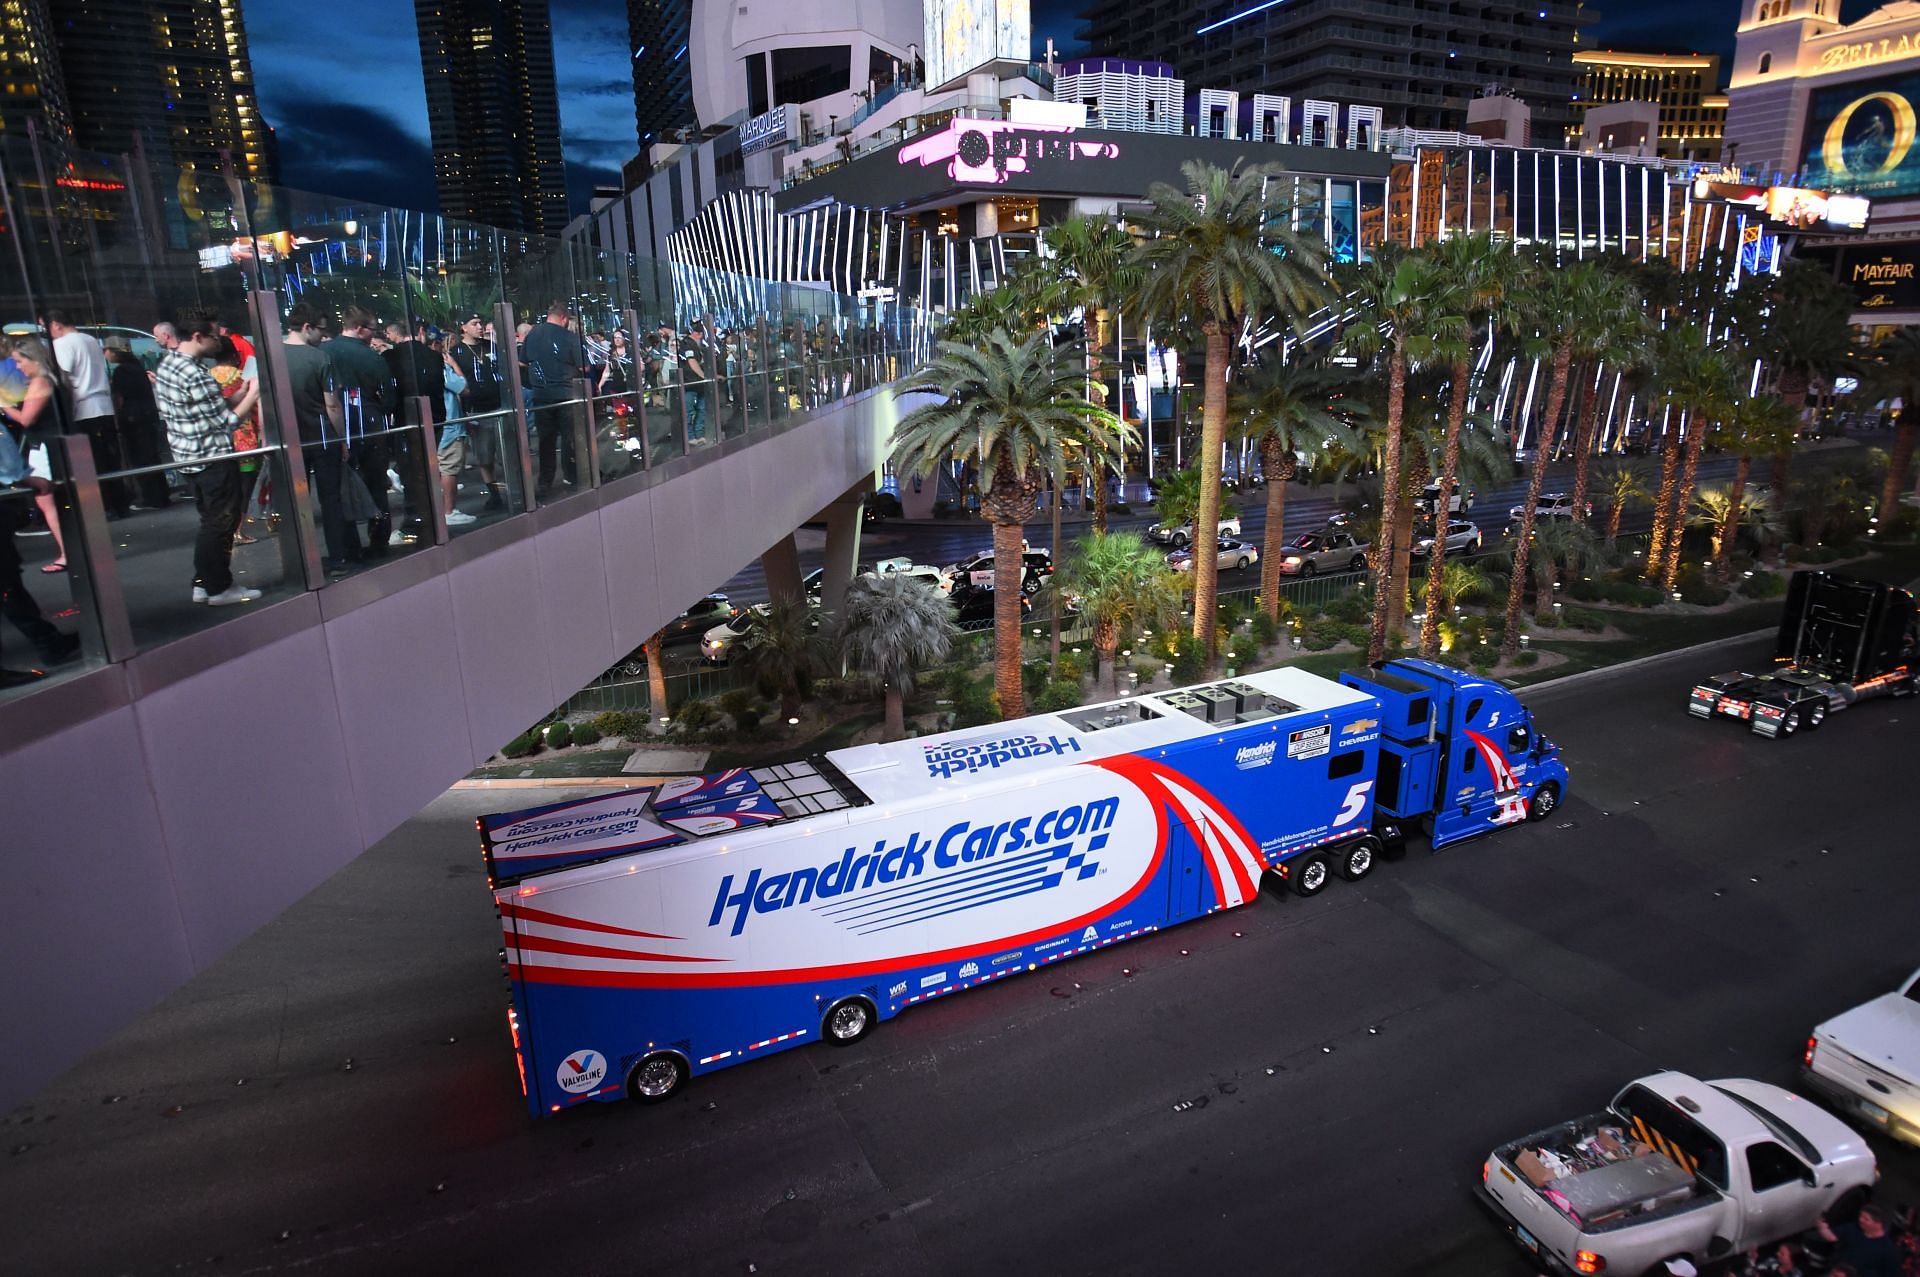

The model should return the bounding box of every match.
[1710,1087,1822,1165]
[1612,1085,1729,1188]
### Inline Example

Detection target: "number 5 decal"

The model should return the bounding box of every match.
[1333,780,1374,827]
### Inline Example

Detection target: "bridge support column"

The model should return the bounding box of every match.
[817,478,873,620]
[762,532,804,605]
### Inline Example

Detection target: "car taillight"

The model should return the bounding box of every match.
[1573,1250,1606,1273]
[1804,1035,1818,1067]
[1481,1159,1490,1183]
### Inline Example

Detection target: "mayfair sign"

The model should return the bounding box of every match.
[1817,27,1920,72]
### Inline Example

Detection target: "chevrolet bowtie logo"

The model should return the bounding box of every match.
[1342,717,1380,736]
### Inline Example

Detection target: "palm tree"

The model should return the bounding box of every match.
[1691,485,1769,578]
[1644,325,1738,590]
[1431,558,1492,617]
[1338,244,1446,660]
[1567,302,1649,528]
[1046,214,1140,530]
[1708,392,1799,582]
[643,628,671,726]
[1151,466,1205,537]
[737,597,827,722]
[1792,466,1858,551]
[1423,234,1515,654]
[943,276,1055,347]
[1133,160,1331,668]
[837,574,954,740]
[1757,259,1855,497]
[1596,459,1649,548]
[894,329,1132,717]
[1227,355,1366,623]
[1526,521,1605,623]
[1858,328,1920,521]
[1061,531,1189,697]
[1500,257,1628,661]
[1411,402,1508,657]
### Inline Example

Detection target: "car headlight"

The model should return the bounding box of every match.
[1283,555,1302,564]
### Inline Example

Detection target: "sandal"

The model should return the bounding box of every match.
[40,561,66,574]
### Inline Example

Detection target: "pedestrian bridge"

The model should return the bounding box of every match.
[0,157,924,1107]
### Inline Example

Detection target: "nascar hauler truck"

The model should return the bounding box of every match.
[1688,570,1917,738]
[480,662,1568,1116]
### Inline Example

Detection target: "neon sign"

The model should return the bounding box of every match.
[898,120,1120,185]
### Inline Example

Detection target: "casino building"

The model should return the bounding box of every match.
[1724,0,1920,327]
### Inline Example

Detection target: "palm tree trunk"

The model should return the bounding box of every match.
[1646,421,1684,580]
[645,630,670,726]
[1368,343,1408,663]
[1607,498,1626,548]
[1387,485,1416,643]
[1259,433,1290,623]
[1050,474,1063,669]
[1881,408,1918,522]
[884,685,904,741]
[1774,379,1808,501]
[1661,406,1713,593]
[1569,362,1605,525]
[1422,359,1472,658]
[991,514,1027,718]
[1715,454,1752,584]
[1097,620,1121,698]
[1502,342,1573,661]
[1191,325,1232,668]
[1093,472,1108,532]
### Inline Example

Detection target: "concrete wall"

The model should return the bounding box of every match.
[0,386,897,1110]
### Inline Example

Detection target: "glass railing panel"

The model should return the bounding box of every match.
[0,467,99,702]
[587,392,645,485]
[438,408,524,532]
[94,448,306,644]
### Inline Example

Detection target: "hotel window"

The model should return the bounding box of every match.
[1758,52,1771,74]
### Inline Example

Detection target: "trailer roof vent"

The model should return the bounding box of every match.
[1156,680,1298,726]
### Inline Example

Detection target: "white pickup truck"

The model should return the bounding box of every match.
[1479,1071,1876,1276]
[1805,966,1920,1147]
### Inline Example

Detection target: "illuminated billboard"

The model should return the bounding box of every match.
[1801,72,1920,199]
[924,0,1030,90]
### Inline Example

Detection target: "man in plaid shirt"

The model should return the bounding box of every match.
[153,312,262,606]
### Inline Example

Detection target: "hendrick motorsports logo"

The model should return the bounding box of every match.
[1234,740,1276,770]
[557,1049,607,1094]
[922,732,1083,779]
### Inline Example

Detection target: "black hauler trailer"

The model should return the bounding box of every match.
[1688,570,1918,738]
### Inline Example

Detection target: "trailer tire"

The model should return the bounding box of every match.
[1336,837,1379,881]
[1779,710,1798,737]
[823,997,877,1046]
[1292,854,1331,897]
[628,1051,688,1103]
[1804,702,1826,730]
[1526,782,1561,822]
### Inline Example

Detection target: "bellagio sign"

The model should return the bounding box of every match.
[898,119,1121,185]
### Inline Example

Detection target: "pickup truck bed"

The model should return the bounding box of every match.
[1496,1113,1709,1230]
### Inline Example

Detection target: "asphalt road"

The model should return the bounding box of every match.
[7,628,1918,1276]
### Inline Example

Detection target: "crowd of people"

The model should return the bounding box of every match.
[1,297,903,689]
[1636,1202,1920,1277]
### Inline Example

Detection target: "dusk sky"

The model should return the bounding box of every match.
[243,0,1873,215]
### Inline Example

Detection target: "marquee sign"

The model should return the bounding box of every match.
[898,120,1121,185]
[1801,72,1920,200]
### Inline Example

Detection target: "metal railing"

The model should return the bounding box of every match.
[0,133,934,707]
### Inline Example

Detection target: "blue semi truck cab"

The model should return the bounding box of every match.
[1339,659,1569,849]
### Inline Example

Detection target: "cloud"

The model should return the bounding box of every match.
[272,96,440,212]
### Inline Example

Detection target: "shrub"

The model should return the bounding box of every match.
[1023,660,1050,698]
[1328,591,1370,624]
[1134,660,1161,687]
[1301,619,1342,651]
[1563,606,1607,632]
[1742,568,1787,599]
[1513,650,1540,667]
[675,699,718,731]
[571,722,602,746]
[1170,632,1206,684]
[718,688,756,718]
[1251,609,1280,645]
[733,705,763,734]
[1227,635,1259,670]
[1057,649,1089,684]
[591,710,651,739]
[543,721,573,749]
[953,675,998,727]
[500,733,536,759]
[1036,678,1084,712]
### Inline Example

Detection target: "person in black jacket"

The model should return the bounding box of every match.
[383,320,445,528]
[449,314,507,510]
[522,301,584,494]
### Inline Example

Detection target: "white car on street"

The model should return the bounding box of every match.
[1412,518,1484,560]
[1149,515,1241,547]
[1275,527,1369,576]
[1166,537,1258,572]
[1804,966,1920,1147]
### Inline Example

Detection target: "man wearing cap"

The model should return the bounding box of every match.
[384,319,445,532]
[521,300,584,495]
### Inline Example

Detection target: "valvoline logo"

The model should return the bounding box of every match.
[557,1049,607,1094]
[706,798,1119,937]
